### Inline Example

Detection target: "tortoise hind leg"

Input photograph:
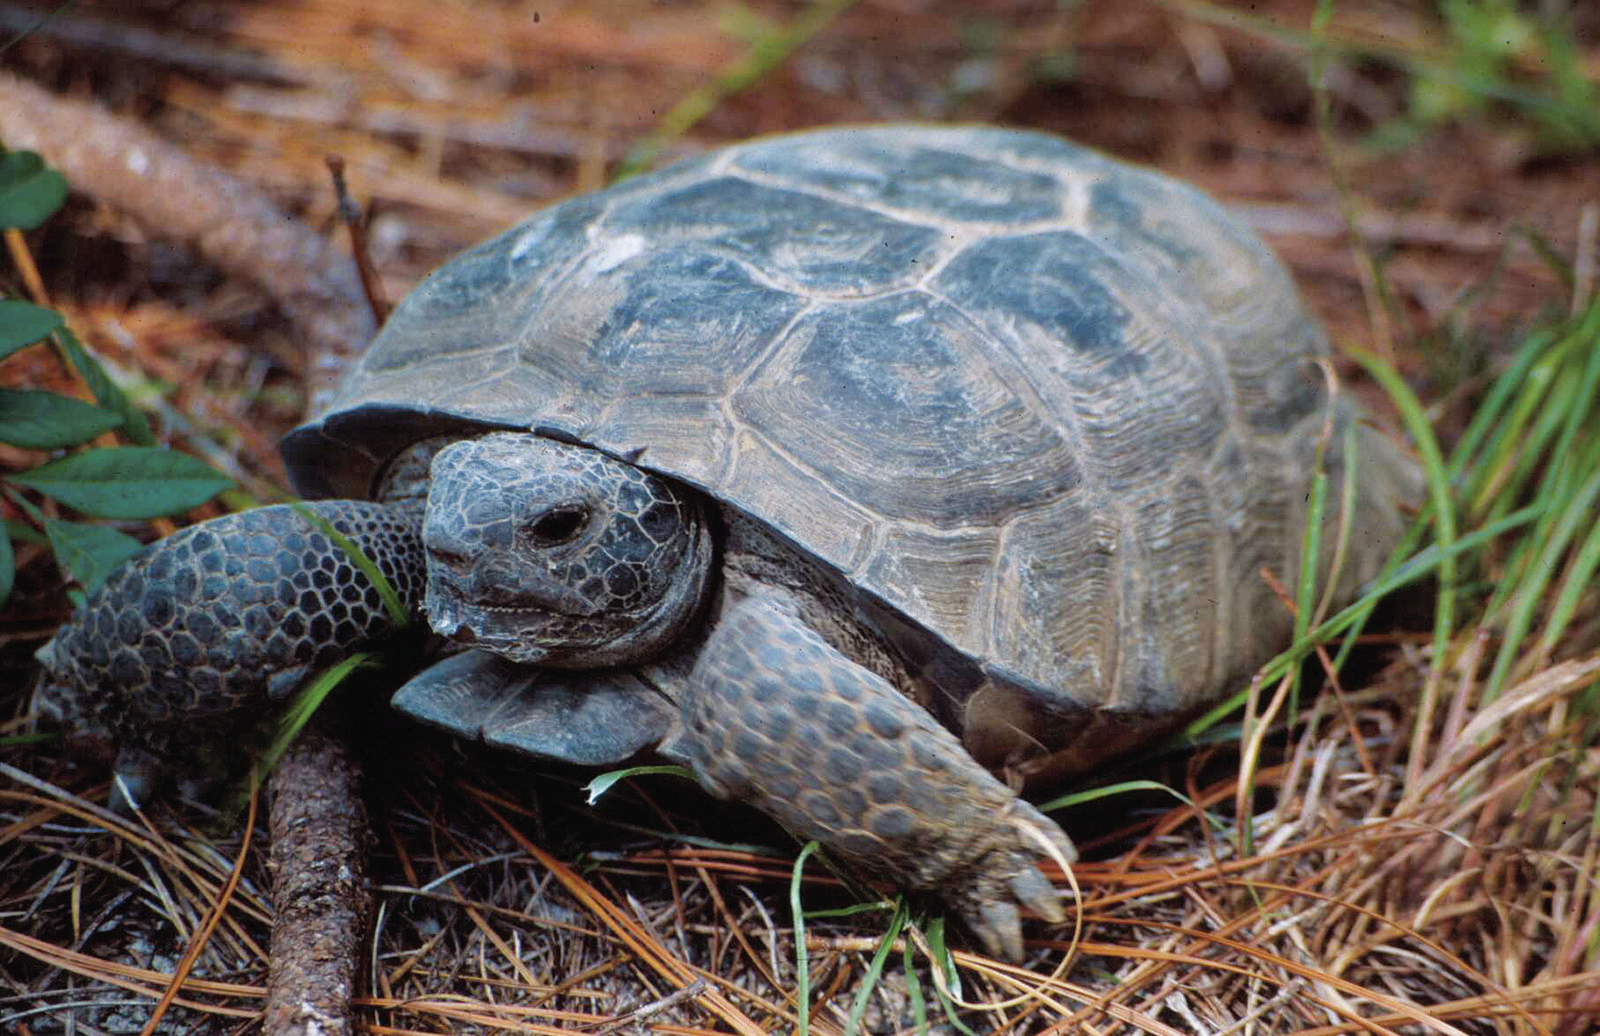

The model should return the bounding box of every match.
[672,592,1075,961]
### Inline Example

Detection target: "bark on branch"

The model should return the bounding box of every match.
[0,71,374,394]
[262,727,371,1036]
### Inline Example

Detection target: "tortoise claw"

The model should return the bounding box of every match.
[1009,863,1064,924]
[973,900,1023,962]
[954,833,1069,961]
[111,747,160,815]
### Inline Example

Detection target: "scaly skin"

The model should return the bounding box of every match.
[421,433,712,668]
[35,501,424,803]
[679,592,1075,961]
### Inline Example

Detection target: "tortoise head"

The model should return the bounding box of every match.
[422,432,713,667]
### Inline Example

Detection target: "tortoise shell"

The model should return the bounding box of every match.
[283,125,1412,715]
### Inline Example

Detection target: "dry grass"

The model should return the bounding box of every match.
[2,1,1598,1032]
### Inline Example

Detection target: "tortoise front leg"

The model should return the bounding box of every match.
[34,501,425,808]
[673,592,1075,961]
[392,648,674,765]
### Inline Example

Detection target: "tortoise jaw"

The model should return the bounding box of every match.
[425,584,689,669]
[424,593,553,665]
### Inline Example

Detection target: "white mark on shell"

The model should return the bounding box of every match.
[510,220,554,261]
[1061,174,1095,230]
[589,233,649,273]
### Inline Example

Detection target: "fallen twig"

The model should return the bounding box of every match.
[0,71,373,398]
[262,727,370,1036]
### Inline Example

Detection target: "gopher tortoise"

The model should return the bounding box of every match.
[36,125,1416,959]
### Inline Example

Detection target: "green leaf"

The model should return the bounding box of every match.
[4,517,47,546]
[53,328,156,446]
[8,447,230,519]
[1039,778,1195,814]
[43,519,143,594]
[0,527,12,608]
[0,389,124,449]
[0,299,63,358]
[583,764,695,805]
[0,151,69,230]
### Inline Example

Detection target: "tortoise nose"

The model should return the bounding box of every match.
[422,514,483,572]
[423,522,542,612]
[427,540,474,572]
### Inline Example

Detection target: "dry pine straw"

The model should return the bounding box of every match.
[2,0,1600,1032]
[3,641,1597,1033]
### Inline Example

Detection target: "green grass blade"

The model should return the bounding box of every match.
[1041,777,1189,812]
[1290,462,1329,720]
[1314,423,1361,625]
[229,651,379,818]
[1044,778,1231,837]
[1347,347,1457,675]
[845,898,909,1036]
[288,501,412,629]
[1330,495,1433,675]
[901,932,929,1035]
[1478,376,1585,621]
[583,765,695,804]
[1540,512,1600,655]
[1483,444,1600,703]
[926,918,977,1036]
[1535,301,1600,478]
[1185,503,1544,738]
[1463,333,1579,517]
[791,840,821,1036]
[802,901,896,920]
[1153,0,1600,148]
[1446,326,1555,483]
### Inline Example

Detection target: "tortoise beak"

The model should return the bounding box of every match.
[423,592,554,665]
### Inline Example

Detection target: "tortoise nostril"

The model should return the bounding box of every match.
[428,544,474,571]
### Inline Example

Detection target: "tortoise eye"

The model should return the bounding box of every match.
[526,505,589,546]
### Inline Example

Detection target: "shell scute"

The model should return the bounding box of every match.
[935,231,1145,372]
[728,128,1072,226]
[732,291,1082,526]
[523,247,806,395]
[606,176,944,296]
